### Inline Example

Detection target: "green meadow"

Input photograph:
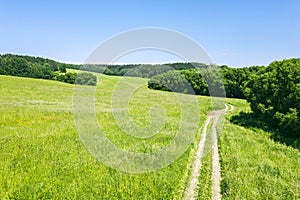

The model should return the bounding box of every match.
[0,74,299,199]
[0,74,211,199]
[220,99,300,199]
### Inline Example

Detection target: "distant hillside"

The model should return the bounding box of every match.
[0,53,264,98]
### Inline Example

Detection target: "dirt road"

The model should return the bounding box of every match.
[184,104,233,200]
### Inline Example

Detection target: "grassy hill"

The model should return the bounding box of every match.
[0,74,299,199]
[0,74,211,199]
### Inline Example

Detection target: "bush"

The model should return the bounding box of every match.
[244,58,300,137]
[148,67,225,97]
[53,72,97,86]
[148,70,193,94]
[75,73,97,86]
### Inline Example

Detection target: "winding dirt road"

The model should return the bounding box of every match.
[184,104,233,200]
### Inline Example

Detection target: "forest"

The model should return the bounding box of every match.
[0,54,97,86]
[147,59,300,139]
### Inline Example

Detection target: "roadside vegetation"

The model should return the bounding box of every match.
[220,99,300,199]
[148,58,300,140]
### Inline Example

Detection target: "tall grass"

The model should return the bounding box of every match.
[0,75,211,199]
[2,75,297,199]
[219,99,300,199]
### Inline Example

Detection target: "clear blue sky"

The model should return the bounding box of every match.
[1,0,299,67]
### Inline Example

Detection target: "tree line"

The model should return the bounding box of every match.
[0,54,97,86]
[1,54,298,138]
[148,64,262,99]
[147,59,300,138]
[67,62,197,78]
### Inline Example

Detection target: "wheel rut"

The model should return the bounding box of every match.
[184,104,233,200]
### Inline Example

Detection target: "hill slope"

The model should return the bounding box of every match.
[0,75,299,199]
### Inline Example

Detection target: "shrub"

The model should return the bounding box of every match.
[75,73,97,86]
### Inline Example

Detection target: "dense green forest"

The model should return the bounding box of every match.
[0,54,199,81]
[67,62,198,78]
[0,54,97,86]
[147,58,300,138]
[148,64,262,99]
[244,59,300,138]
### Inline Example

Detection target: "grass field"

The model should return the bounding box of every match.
[219,99,300,199]
[0,74,299,199]
[0,74,212,199]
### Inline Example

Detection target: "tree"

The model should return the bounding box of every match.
[59,63,67,73]
[244,59,300,137]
